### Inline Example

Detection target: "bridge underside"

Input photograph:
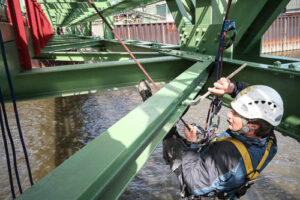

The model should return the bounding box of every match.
[7,34,299,200]
[0,0,299,199]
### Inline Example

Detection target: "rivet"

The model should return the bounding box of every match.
[288,64,296,69]
[274,61,281,67]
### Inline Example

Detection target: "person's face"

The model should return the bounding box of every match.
[226,109,243,131]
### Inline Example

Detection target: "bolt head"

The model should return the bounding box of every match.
[288,64,296,69]
[274,61,281,67]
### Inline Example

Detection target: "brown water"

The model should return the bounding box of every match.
[0,51,300,199]
[0,89,142,199]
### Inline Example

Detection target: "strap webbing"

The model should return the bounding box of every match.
[216,136,274,181]
[255,136,274,172]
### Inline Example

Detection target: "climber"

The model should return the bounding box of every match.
[138,78,283,199]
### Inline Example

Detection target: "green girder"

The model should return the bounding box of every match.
[41,40,103,52]
[6,55,194,101]
[38,0,163,27]
[35,52,163,62]
[2,0,300,199]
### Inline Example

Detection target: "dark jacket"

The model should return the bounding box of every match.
[181,82,278,197]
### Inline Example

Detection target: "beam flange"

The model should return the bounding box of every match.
[6,56,195,101]
[41,40,103,52]
[70,0,162,26]
[35,52,162,61]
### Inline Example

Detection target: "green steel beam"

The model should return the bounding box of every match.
[60,2,110,27]
[103,40,159,52]
[44,8,96,14]
[182,0,196,24]
[165,0,291,59]
[167,0,192,32]
[41,40,103,52]
[233,0,290,61]
[100,0,163,18]
[3,56,194,101]
[40,1,115,27]
[167,0,214,52]
[236,0,290,54]
[46,40,92,46]
[17,60,212,200]
[86,39,180,53]
[71,0,162,26]
[41,3,76,9]
[35,52,163,61]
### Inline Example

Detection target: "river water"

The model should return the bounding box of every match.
[0,51,300,200]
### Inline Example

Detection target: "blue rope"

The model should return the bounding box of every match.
[215,20,226,81]
[0,29,34,186]
[205,0,233,143]
[215,0,233,81]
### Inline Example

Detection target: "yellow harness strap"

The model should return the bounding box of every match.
[216,136,274,181]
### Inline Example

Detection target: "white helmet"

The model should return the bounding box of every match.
[231,85,284,126]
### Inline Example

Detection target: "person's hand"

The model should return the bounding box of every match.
[184,124,198,142]
[208,77,234,96]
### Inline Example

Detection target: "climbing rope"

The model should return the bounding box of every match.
[88,0,194,130]
[88,0,160,91]
[204,0,234,143]
[0,28,34,197]
[215,0,234,79]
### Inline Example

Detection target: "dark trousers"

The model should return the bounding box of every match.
[162,126,189,176]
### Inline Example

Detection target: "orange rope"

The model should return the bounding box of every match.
[87,0,194,131]
[88,0,160,91]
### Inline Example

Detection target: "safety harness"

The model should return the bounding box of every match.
[178,135,274,200]
[217,136,274,181]
[211,135,275,199]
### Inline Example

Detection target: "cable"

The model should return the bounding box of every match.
[215,0,233,80]
[0,88,23,193]
[0,29,34,186]
[88,0,160,91]
[88,0,194,130]
[204,0,233,142]
[0,105,15,199]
